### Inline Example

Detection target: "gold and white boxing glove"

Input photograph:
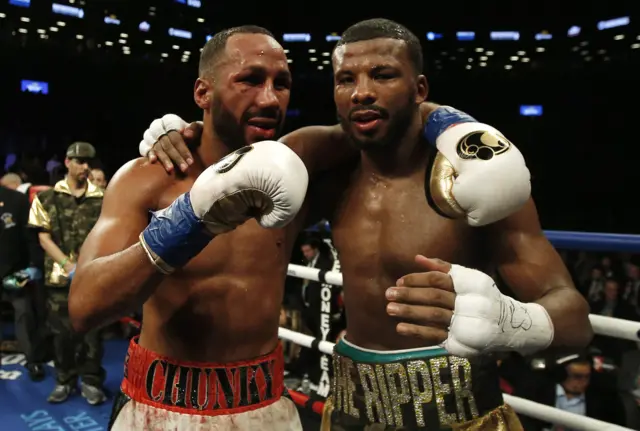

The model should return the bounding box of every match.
[425,106,531,227]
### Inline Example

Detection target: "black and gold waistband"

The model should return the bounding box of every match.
[330,338,505,430]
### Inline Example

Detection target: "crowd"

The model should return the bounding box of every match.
[1,142,639,429]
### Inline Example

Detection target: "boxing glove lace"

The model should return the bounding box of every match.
[139,141,308,274]
[425,106,531,226]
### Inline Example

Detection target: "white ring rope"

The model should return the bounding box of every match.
[277,328,633,431]
[287,263,640,342]
[285,263,637,430]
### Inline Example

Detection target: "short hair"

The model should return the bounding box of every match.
[1,173,21,187]
[336,19,424,74]
[198,25,275,78]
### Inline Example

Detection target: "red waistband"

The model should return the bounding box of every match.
[121,336,285,416]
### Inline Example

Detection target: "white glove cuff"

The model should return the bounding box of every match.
[499,297,554,356]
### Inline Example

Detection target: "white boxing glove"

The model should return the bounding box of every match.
[140,141,308,274]
[440,264,554,358]
[139,114,189,157]
[425,106,531,227]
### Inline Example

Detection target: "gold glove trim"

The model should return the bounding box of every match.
[429,152,466,219]
[138,233,175,275]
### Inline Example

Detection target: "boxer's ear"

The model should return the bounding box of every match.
[194,78,212,109]
[415,74,428,104]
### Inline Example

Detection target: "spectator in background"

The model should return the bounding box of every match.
[0,180,46,381]
[1,173,22,190]
[591,278,638,364]
[521,354,626,430]
[622,259,640,316]
[89,168,107,189]
[28,142,106,405]
[601,255,616,278]
[583,266,606,302]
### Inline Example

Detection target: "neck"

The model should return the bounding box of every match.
[198,117,237,167]
[359,113,427,177]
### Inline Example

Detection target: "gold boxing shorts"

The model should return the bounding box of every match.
[322,337,523,430]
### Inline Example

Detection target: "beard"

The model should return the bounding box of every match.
[211,97,285,149]
[338,93,416,151]
[211,97,248,150]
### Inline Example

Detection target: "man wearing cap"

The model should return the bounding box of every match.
[28,142,106,405]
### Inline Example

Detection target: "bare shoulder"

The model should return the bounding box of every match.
[280,124,345,151]
[107,158,176,209]
[280,124,355,175]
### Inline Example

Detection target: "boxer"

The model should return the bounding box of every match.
[141,20,592,431]
[69,27,311,431]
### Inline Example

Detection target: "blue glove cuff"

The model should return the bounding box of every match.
[141,193,211,271]
[424,106,478,145]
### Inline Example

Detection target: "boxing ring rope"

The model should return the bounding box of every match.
[282,228,640,430]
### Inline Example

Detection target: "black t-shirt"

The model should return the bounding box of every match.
[0,186,37,278]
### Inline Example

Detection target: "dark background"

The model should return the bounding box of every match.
[0,0,638,233]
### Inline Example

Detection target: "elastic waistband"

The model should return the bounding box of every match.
[121,336,284,416]
[335,336,448,363]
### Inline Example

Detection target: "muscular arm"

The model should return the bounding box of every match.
[69,160,165,333]
[489,198,593,351]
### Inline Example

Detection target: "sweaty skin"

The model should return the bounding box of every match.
[299,38,591,352]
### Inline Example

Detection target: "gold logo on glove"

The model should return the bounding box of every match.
[456,131,511,161]
[215,145,254,174]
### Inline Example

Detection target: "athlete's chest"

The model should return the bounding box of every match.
[331,172,481,273]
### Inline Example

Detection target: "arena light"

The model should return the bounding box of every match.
[197,18,204,23]
[120,33,127,38]
[597,16,630,31]
[535,31,552,40]
[36,29,44,34]
[168,28,192,40]
[614,34,625,40]
[21,80,48,95]
[490,31,520,41]
[486,51,494,55]
[49,26,58,32]
[317,65,323,70]
[322,52,330,56]
[105,16,120,25]
[517,51,525,55]
[510,56,519,61]
[632,43,640,49]
[520,105,542,116]
[283,33,311,42]
[105,41,113,46]
[536,47,545,52]
[9,0,30,7]
[567,26,581,37]
[144,40,152,45]
[76,34,83,39]
[505,64,513,69]
[52,3,84,19]
[139,21,150,32]
[18,28,26,33]
[287,59,292,64]
[310,57,317,62]
[308,48,316,53]
[322,60,329,64]
[426,32,443,41]
[480,56,488,60]
[456,31,475,41]
[479,62,486,67]
[0,13,5,18]
[521,57,530,62]
[175,0,201,7]
[475,47,484,52]
[19,16,29,22]
[325,34,340,42]
[206,35,212,42]
[465,65,471,69]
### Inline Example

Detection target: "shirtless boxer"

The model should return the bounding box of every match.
[144,19,592,430]
[69,26,314,431]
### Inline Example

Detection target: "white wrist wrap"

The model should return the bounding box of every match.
[442,264,554,357]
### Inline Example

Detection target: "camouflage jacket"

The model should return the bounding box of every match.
[29,178,103,286]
